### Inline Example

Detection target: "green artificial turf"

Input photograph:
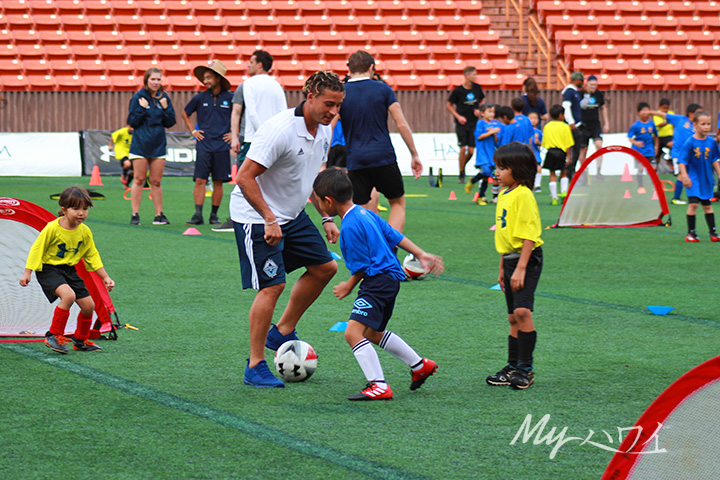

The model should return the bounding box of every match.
[1,175,717,479]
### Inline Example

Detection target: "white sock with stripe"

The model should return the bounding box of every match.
[534,173,542,188]
[352,339,386,387]
[379,331,422,370]
[560,177,569,194]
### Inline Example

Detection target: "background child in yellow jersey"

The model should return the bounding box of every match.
[486,142,544,390]
[110,125,134,186]
[541,105,575,205]
[19,186,115,354]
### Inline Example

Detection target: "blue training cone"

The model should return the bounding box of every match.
[647,305,674,315]
[331,252,342,260]
[329,321,348,331]
[490,283,502,291]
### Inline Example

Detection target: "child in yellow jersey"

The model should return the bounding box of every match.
[19,186,115,354]
[486,142,543,390]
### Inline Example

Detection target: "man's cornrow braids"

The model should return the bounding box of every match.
[302,71,344,98]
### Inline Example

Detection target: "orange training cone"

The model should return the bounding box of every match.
[229,164,238,185]
[89,165,103,186]
[472,192,480,202]
[448,190,457,200]
[623,189,632,199]
[620,163,633,182]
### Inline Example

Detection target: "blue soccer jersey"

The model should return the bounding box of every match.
[628,120,658,158]
[532,127,543,164]
[514,114,535,145]
[678,136,720,200]
[339,205,406,280]
[474,119,497,167]
[665,113,695,160]
[498,121,528,147]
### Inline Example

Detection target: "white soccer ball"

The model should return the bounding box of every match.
[402,254,429,280]
[273,340,318,382]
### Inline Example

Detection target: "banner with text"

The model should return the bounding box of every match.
[0,133,82,176]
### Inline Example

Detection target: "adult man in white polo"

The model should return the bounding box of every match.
[230,71,343,387]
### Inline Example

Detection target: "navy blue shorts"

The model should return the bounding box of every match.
[194,150,231,182]
[233,210,334,290]
[349,274,400,332]
[503,247,543,314]
[35,264,90,303]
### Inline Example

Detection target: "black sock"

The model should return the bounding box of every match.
[687,214,696,234]
[479,178,489,197]
[517,330,537,370]
[706,213,716,234]
[195,204,203,216]
[508,335,519,366]
[211,205,219,216]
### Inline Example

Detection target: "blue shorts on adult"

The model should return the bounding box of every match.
[233,210,334,290]
[349,274,400,332]
[194,150,231,182]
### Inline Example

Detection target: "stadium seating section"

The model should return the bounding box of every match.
[0,0,718,91]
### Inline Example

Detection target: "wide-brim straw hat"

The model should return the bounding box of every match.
[193,60,231,91]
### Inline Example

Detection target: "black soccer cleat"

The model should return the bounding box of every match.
[486,364,516,386]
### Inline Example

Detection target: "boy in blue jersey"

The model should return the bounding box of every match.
[313,168,444,401]
[466,104,501,205]
[528,112,543,192]
[650,103,703,205]
[496,106,527,147]
[627,102,659,194]
[511,97,535,147]
[677,112,720,242]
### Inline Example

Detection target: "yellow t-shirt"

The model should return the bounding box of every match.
[495,185,544,255]
[111,127,133,160]
[654,110,674,137]
[25,218,103,271]
[541,120,574,152]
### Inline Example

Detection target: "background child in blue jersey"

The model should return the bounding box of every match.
[19,186,115,354]
[627,102,659,194]
[677,112,720,243]
[649,103,703,205]
[313,168,444,401]
[528,111,543,192]
[486,142,543,390]
[466,104,501,205]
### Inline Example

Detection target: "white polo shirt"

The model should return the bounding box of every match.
[242,73,287,143]
[229,103,331,225]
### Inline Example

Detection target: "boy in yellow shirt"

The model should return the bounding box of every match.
[542,105,575,205]
[20,186,114,354]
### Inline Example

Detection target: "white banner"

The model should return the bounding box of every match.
[392,132,636,177]
[0,133,82,176]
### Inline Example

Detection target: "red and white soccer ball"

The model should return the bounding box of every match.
[274,340,318,382]
[402,254,429,280]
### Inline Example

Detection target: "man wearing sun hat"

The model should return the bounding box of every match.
[181,60,234,226]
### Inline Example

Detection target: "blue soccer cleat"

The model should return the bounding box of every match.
[265,323,300,350]
[243,360,284,388]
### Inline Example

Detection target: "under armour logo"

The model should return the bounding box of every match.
[56,241,82,259]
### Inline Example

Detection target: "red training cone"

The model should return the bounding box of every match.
[472,192,480,202]
[229,164,238,185]
[89,165,103,186]
[623,189,632,199]
[620,163,633,182]
[448,190,457,200]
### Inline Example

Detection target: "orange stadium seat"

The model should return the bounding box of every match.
[438,59,466,75]
[273,59,302,75]
[350,1,379,16]
[573,58,601,75]
[687,31,718,46]
[545,16,574,36]
[464,15,492,28]
[564,44,592,64]
[276,74,307,90]
[689,74,719,90]
[170,15,200,31]
[114,15,143,29]
[10,30,41,45]
[435,15,467,31]
[148,31,178,45]
[355,16,386,31]
[670,45,699,60]
[165,73,197,90]
[592,44,620,59]
[535,1,565,23]
[425,44,455,61]
[446,31,475,46]
[702,17,720,29]
[454,0,482,16]
[303,15,333,29]
[554,31,582,49]
[83,74,111,90]
[475,73,502,89]
[641,2,669,16]
[651,16,679,31]
[588,1,617,16]
[617,44,645,59]
[626,58,655,74]
[97,44,128,59]
[333,16,360,32]
[421,75,450,90]
[429,0,457,16]
[673,17,703,31]
[694,2,720,15]
[601,59,628,74]
[4,14,34,28]
[367,31,395,45]
[581,31,610,46]
[491,58,518,73]
[498,73,524,90]
[340,31,368,48]
[56,75,81,90]
[32,14,61,30]
[49,59,77,76]
[190,1,220,16]
[42,44,73,61]
[698,45,720,61]
[680,60,710,74]
[564,1,592,17]
[15,45,45,59]
[390,75,422,89]
[611,74,639,89]
[373,44,404,60]
[635,74,665,89]
[623,16,653,29]
[76,59,105,74]
[394,30,422,45]
[4,0,33,14]
[105,59,134,75]
[666,1,695,17]
[663,74,691,90]
[258,31,287,47]
[573,15,600,31]
[38,29,67,45]
[412,16,440,31]
[215,0,246,15]
[654,59,682,74]
[25,73,56,90]
[605,31,636,45]
[21,59,51,75]
[614,1,644,14]
[593,15,626,31]
[382,59,413,74]
[86,14,115,29]
[643,44,671,60]
[384,16,413,29]
[660,31,690,45]
[632,31,662,44]
[0,74,27,91]
[413,59,440,74]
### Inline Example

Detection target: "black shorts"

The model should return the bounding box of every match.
[503,247,543,313]
[579,124,602,146]
[348,163,405,205]
[455,122,477,147]
[327,145,347,169]
[233,210,334,290]
[194,150,231,182]
[688,197,712,206]
[35,264,90,303]
[349,274,400,332]
[543,148,566,172]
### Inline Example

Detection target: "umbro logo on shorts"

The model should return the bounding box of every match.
[353,298,372,310]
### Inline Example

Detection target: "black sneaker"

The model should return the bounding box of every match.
[212,218,234,232]
[130,213,141,225]
[71,336,102,352]
[44,333,69,354]
[209,213,221,225]
[508,368,534,389]
[486,364,515,386]
[186,214,204,225]
[153,213,170,225]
